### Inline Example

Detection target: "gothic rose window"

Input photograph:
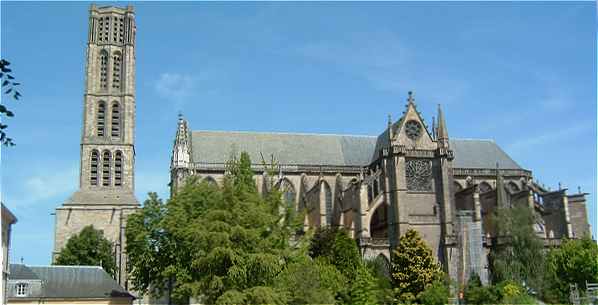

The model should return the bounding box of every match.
[404,120,422,140]
[405,159,432,191]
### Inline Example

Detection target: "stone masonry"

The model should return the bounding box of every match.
[53,4,139,288]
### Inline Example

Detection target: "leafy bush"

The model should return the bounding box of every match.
[418,280,450,305]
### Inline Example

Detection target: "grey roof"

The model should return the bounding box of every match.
[8,264,133,299]
[8,264,39,280]
[65,189,139,206]
[189,130,523,170]
[191,131,375,166]
[450,139,521,169]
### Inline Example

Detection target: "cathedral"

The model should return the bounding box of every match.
[53,4,592,289]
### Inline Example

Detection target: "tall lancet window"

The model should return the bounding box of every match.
[99,50,108,90]
[97,102,106,137]
[324,182,333,225]
[90,150,99,186]
[111,101,121,138]
[114,151,123,186]
[102,150,111,186]
[112,52,122,90]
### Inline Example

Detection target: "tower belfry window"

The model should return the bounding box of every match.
[112,52,122,90]
[113,16,118,43]
[90,150,99,186]
[98,17,104,42]
[111,102,121,138]
[114,151,123,186]
[97,102,106,137]
[99,50,108,90]
[102,151,111,186]
[118,17,124,43]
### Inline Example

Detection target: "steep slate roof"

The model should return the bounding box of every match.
[8,264,133,299]
[189,130,523,170]
[8,264,39,280]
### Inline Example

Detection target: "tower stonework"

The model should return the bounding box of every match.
[53,4,139,287]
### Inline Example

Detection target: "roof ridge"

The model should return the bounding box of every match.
[29,265,103,269]
[192,129,377,138]
[451,138,495,142]
[192,129,497,142]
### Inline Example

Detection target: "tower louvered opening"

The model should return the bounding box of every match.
[114,151,123,186]
[97,102,106,137]
[111,102,121,138]
[90,150,99,186]
[102,150,111,186]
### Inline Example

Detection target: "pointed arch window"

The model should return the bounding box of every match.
[507,182,520,193]
[99,50,108,90]
[114,151,123,186]
[479,182,492,194]
[102,150,111,186]
[111,101,121,138]
[324,182,333,225]
[112,52,122,90]
[279,179,296,207]
[97,102,106,137]
[90,150,99,186]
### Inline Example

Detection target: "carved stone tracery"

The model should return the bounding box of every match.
[406,159,432,191]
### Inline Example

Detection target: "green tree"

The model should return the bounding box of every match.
[390,229,443,302]
[0,59,22,146]
[463,275,500,305]
[54,225,116,277]
[365,257,394,305]
[125,192,170,294]
[418,280,450,305]
[274,256,346,305]
[309,227,361,280]
[489,205,545,291]
[126,152,304,304]
[349,264,378,305]
[543,236,598,303]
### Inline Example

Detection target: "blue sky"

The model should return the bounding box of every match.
[1,1,596,265]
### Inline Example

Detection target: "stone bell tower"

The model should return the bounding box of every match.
[53,4,139,287]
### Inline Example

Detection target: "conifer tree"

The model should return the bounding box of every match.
[391,229,443,301]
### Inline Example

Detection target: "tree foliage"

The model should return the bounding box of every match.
[488,205,545,291]
[309,226,382,304]
[391,229,443,302]
[126,152,340,304]
[309,227,361,279]
[0,59,22,146]
[543,236,598,303]
[54,225,116,277]
[418,280,450,305]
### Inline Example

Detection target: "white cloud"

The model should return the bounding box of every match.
[295,31,468,104]
[3,166,78,210]
[506,121,593,154]
[155,73,197,111]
